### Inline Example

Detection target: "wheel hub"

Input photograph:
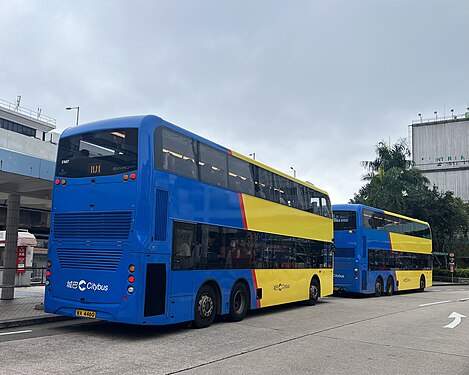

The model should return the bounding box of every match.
[198,294,214,318]
[310,284,318,299]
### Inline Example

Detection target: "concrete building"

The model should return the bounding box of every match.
[411,110,469,202]
[0,97,59,295]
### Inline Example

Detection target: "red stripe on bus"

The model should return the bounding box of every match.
[238,192,248,230]
[251,270,261,308]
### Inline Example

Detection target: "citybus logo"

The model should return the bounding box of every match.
[274,283,291,291]
[66,279,109,292]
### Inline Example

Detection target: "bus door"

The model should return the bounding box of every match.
[360,236,368,291]
[333,247,357,289]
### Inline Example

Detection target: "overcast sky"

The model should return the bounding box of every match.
[1,1,468,203]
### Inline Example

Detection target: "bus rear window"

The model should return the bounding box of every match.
[55,128,138,178]
[333,211,356,231]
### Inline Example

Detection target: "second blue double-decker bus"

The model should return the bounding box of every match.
[333,204,432,296]
[44,115,334,328]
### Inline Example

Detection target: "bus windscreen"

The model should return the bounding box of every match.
[55,128,138,178]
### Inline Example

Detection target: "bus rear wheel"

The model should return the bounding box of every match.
[419,275,426,292]
[194,284,217,328]
[306,278,320,306]
[385,276,394,296]
[228,282,249,322]
[374,277,383,297]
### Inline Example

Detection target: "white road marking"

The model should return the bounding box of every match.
[444,312,466,329]
[0,330,32,336]
[419,300,451,307]
[459,297,469,302]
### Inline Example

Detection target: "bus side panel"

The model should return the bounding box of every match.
[253,268,333,308]
[395,270,432,291]
[389,233,432,254]
[241,194,333,243]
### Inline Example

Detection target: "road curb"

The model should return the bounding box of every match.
[0,315,73,330]
[432,282,469,286]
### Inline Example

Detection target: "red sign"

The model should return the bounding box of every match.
[16,246,26,273]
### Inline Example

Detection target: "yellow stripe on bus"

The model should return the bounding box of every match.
[389,233,432,254]
[254,269,333,308]
[241,194,333,243]
[383,210,429,226]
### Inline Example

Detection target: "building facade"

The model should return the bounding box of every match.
[0,97,59,274]
[411,112,469,202]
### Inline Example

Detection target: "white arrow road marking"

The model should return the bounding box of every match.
[444,312,466,329]
[0,330,32,336]
[460,298,469,302]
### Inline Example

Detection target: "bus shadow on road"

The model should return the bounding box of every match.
[56,299,332,339]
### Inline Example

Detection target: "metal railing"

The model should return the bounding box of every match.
[0,267,47,287]
[0,98,56,126]
[412,112,469,125]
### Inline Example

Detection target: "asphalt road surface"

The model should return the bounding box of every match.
[1,285,468,375]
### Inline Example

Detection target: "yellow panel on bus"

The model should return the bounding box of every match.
[241,194,333,243]
[254,268,333,308]
[389,233,432,254]
[395,270,433,290]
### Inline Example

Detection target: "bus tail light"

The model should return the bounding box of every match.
[55,179,60,185]
[127,286,134,294]
[61,179,67,185]
[123,174,129,181]
[128,275,135,283]
[46,270,51,277]
[130,173,136,180]
[354,268,358,280]
[128,265,135,272]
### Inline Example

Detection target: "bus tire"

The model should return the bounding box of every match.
[193,284,217,328]
[228,282,249,322]
[419,275,425,292]
[374,277,383,297]
[306,278,320,306]
[385,276,394,296]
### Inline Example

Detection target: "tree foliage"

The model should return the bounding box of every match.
[351,139,469,255]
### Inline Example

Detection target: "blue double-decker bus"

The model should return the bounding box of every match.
[333,204,432,296]
[44,115,334,327]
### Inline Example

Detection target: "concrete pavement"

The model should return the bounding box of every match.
[0,286,69,329]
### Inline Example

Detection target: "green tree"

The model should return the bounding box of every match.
[351,139,469,255]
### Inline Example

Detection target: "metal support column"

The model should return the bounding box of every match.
[1,193,20,300]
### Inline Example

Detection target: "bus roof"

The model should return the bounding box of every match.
[61,115,330,197]
[332,204,429,226]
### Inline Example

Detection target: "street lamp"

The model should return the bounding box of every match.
[451,108,454,119]
[434,111,438,121]
[290,166,296,178]
[418,113,422,122]
[66,106,80,125]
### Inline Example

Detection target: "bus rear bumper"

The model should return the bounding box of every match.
[44,295,167,325]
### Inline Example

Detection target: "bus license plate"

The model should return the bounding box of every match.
[76,309,96,319]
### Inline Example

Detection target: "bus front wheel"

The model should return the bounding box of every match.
[374,277,384,297]
[419,275,426,292]
[385,276,394,296]
[306,278,320,306]
[194,284,217,328]
[228,282,249,322]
